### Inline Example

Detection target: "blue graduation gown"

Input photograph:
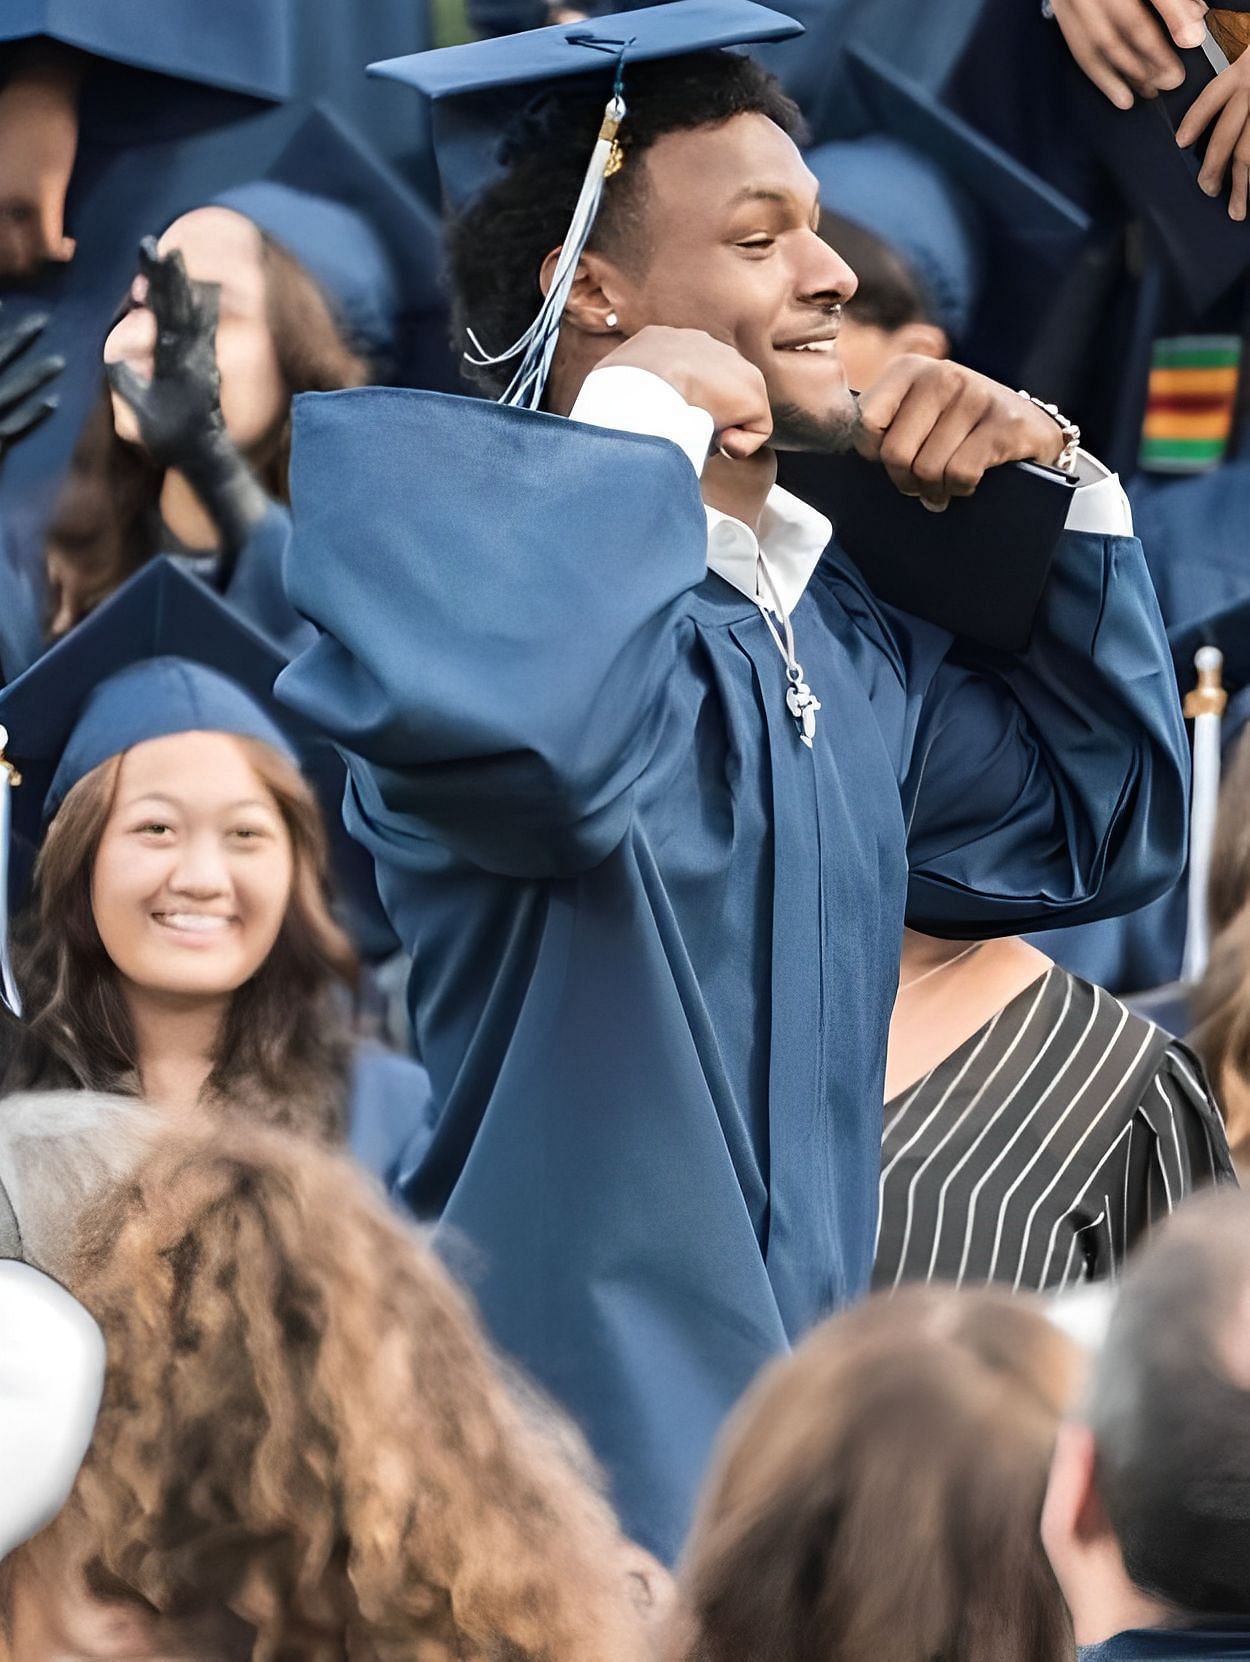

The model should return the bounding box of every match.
[1032,459,1250,995]
[0,9,298,683]
[277,387,1186,1559]
[1080,1632,1250,1662]
[288,0,431,172]
[219,501,313,656]
[346,1043,436,1190]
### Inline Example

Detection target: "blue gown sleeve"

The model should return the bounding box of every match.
[345,1046,437,1192]
[222,501,315,656]
[278,387,710,880]
[827,528,1188,934]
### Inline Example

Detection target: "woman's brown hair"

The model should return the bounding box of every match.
[669,1286,1078,1662]
[4,1120,654,1660]
[1,736,359,1142]
[44,233,369,633]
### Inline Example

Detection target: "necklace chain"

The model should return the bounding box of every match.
[754,556,822,749]
[898,941,982,993]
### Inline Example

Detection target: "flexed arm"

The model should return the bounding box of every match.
[278,383,710,878]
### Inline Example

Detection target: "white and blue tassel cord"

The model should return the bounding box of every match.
[1182,646,1227,985]
[464,38,634,410]
[0,726,22,1018]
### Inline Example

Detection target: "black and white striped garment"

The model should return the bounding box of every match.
[873,966,1235,1294]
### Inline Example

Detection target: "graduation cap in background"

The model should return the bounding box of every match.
[367,0,804,407]
[808,47,1092,347]
[211,103,445,372]
[0,559,316,1017]
[1,0,292,103]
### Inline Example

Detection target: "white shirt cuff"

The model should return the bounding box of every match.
[1064,448,1134,536]
[570,365,714,480]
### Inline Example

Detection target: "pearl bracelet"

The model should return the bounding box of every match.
[1017,389,1081,476]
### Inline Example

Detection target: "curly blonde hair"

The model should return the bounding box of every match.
[12,1121,654,1661]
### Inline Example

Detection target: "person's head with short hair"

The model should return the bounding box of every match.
[1042,1188,1250,1646]
[1,1119,662,1660]
[448,48,862,452]
[668,1285,1079,1662]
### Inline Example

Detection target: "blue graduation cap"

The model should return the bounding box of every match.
[810,47,1092,343]
[0,559,307,1016]
[367,0,804,406]
[211,104,444,368]
[1,0,291,102]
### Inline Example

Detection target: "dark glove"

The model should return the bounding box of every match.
[105,238,269,578]
[0,306,62,458]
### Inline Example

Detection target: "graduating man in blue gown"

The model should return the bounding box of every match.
[277,2,1189,1559]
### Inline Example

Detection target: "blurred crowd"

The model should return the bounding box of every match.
[4,0,1250,1654]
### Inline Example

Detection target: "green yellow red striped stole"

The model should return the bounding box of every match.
[1139,335,1242,473]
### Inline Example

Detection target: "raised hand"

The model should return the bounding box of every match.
[1051,0,1208,108]
[105,238,228,470]
[1176,53,1250,219]
[853,357,1066,512]
[0,51,82,279]
[105,239,268,564]
[0,307,63,460]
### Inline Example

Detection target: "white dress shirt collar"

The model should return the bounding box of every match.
[704,485,833,616]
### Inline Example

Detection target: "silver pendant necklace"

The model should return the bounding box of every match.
[754,557,821,749]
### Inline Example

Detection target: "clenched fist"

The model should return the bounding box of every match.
[598,326,773,461]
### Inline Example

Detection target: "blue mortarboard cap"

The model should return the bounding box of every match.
[367,1,804,407]
[371,0,803,206]
[0,559,296,852]
[807,137,982,341]
[212,105,444,365]
[1,0,291,102]
[843,45,1092,256]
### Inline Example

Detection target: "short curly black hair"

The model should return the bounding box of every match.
[447,49,804,396]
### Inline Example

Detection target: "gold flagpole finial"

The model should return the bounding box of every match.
[1183,646,1228,723]
[0,725,21,789]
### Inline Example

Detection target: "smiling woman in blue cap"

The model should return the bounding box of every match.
[0,558,433,1190]
[276,0,1188,1558]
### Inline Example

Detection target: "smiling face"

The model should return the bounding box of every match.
[89,731,294,1005]
[102,206,288,458]
[602,113,860,450]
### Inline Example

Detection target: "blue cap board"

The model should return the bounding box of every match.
[809,49,1091,343]
[0,559,305,1017]
[211,103,444,367]
[1,0,291,102]
[366,0,804,407]
[843,45,1091,250]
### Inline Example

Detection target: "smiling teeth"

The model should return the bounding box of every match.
[788,341,835,352]
[156,914,230,932]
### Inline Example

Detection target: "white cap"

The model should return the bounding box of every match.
[0,1262,104,1558]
